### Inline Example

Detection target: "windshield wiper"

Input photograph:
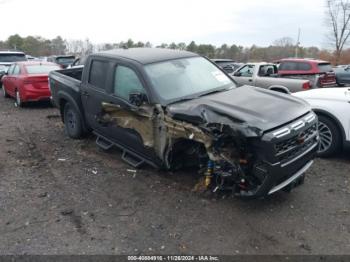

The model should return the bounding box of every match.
[167,96,198,105]
[197,87,231,97]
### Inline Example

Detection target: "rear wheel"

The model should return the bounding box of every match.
[317,115,341,157]
[15,90,23,107]
[64,103,83,139]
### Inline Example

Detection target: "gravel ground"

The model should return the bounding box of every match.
[0,92,349,255]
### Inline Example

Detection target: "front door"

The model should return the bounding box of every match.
[101,63,154,157]
[235,64,255,86]
[3,64,16,96]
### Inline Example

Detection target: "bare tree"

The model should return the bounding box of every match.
[326,0,350,64]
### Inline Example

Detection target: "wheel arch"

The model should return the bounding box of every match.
[313,109,346,146]
[268,85,290,94]
[57,91,89,132]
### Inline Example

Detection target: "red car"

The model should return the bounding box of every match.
[2,61,60,106]
[277,58,337,88]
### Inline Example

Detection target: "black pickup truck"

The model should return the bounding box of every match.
[49,48,319,198]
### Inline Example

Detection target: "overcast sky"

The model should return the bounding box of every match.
[0,0,327,47]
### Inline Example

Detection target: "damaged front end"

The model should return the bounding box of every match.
[101,100,319,198]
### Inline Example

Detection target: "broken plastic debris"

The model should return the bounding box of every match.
[127,169,137,173]
[58,158,66,161]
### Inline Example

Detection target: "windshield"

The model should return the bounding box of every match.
[57,57,75,65]
[25,65,60,74]
[0,54,26,62]
[145,57,235,103]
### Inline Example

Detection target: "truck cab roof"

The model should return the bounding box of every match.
[95,48,197,65]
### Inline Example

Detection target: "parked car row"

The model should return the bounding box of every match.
[1,48,349,200]
[213,58,338,91]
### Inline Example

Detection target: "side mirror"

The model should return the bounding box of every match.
[0,70,6,75]
[233,71,242,77]
[129,92,147,107]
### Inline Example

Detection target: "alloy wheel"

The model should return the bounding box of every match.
[318,121,333,153]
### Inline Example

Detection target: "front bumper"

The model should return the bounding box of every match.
[246,112,319,197]
[252,140,317,197]
[268,160,313,195]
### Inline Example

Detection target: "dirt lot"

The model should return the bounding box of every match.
[0,93,349,255]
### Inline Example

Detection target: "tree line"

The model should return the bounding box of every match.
[0,34,349,64]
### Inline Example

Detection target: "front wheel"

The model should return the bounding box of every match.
[63,103,83,139]
[317,115,341,157]
[2,86,9,98]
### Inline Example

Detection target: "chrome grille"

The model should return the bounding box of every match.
[275,123,318,162]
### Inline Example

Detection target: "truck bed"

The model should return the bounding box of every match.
[49,66,83,108]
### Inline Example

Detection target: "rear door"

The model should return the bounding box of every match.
[12,65,22,92]
[81,58,113,135]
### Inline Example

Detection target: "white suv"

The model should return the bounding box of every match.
[294,88,350,156]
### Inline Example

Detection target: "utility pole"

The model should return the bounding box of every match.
[295,28,301,58]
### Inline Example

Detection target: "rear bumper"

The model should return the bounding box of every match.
[22,88,51,102]
[320,82,337,87]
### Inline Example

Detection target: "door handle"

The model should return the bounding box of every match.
[248,79,253,82]
[82,91,89,97]
[102,102,121,108]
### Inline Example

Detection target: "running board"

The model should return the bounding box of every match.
[96,136,114,150]
[122,151,145,168]
[94,132,155,169]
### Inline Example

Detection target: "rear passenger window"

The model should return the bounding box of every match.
[297,63,312,71]
[279,62,298,71]
[13,65,21,75]
[88,60,109,90]
[279,62,311,71]
[113,66,145,101]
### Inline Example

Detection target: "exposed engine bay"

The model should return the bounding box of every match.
[100,100,318,198]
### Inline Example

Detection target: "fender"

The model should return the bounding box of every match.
[268,85,290,94]
[57,90,90,132]
[313,108,347,146]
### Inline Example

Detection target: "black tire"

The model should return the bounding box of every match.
[64,103,83,139]
[317,115,342,157]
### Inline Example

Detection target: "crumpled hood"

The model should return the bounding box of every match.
[167,86,311,136]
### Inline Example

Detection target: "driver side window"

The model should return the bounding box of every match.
[113,65,146,101]
[239,65,255,77]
